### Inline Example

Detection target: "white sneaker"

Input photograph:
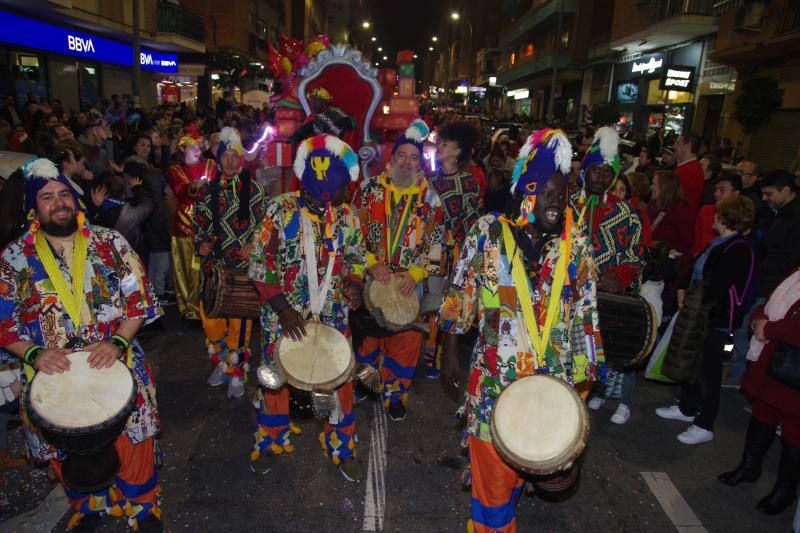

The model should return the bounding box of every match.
[677,424,714,445]
[227,377,244,399]
[610,403,630,425]
[588,397,606,411]
[207,367,225,387]
[655,405,695,422]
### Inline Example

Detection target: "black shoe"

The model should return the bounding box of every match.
[718,418,776,486]
[387,402,406,422]
[757,441,800,515]
[137,514,164,533]
[70,513,101,532]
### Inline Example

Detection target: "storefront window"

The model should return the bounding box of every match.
[646,79,692,105]
[48,57,80,112]
[77,61,100,110]
[11,52,47,105]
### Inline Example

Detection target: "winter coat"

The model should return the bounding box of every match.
[757,196,800,297]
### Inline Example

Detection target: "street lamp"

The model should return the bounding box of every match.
[362,21,370,29]
[451,12,474,109]
[414,54,418,59]
[432,36,438,42]
[428,46,434,51]
[383,55,388,61]
[371,37,376,42]
[451,12,460,20]
[377,47,383,52]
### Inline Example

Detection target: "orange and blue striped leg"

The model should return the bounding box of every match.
[320,381,357,464]
[467,435,523,533]
[380,330,423,408]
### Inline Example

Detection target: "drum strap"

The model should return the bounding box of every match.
[301,210,338,318]
[34,217,89,329]
[501,221,570,359]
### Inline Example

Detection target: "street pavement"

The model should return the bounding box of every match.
[0,307,795,532]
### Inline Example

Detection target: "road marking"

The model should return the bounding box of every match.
[641,472,708,533]
[363,401,387,532]
[2,483,70,532]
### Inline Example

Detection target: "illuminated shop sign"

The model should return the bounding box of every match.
[660,66,696,92]
[627,53,666,77]
[0,10,179,73]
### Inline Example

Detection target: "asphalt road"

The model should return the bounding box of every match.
[0,308,796,532]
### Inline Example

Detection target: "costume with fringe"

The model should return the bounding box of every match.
[0,201,163,529]
[438,130,603,533]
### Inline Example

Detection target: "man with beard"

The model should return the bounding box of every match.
[352,120,444,421]
[194,127,267,398]
[167,125,217,320]
[248,134,366,480]
[0,158,163,531]
[574,127,645,426]
[439,129,603,533]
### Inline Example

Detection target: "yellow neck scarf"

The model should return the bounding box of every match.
[34,221,89,328]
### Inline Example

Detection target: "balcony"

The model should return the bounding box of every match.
[610,0,716,53]
[157,3,206,44]
[499,0,577,48]
[496,52,571,86]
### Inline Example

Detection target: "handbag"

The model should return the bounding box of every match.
[767,344,800,390]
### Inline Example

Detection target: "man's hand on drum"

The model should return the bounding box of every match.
[279,308,307,341]
[597,270,620,293]
[397,271,416,296]
[343,279,363,310]
[368,263,392,284]
[85,341,123,369]
[35,348,73,375]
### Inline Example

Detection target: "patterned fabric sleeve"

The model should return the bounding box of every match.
[568,234,604,384]
[193,191,213,254]
[437,220,482,334]
[345,210,367,282]
[248,199,282,290]
[0,255,24,347]
[166,164,192,204]
[599,202,645,290]
[417,191,445,278]
[108,230,162,323]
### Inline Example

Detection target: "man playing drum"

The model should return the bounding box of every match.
[167,124,217,321]
[352,120,444,421]
[439,129,604,533]
[0,158,163,531]
[194,127,268,398]
[248,134,366,480]
[573,127,646,425]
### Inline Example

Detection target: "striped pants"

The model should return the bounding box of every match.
[356,330,423,407]
[54,435,160,530]
[468,436,523,533]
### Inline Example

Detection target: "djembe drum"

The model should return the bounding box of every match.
[202,265,262,320]
[597,292,659,368]
[364,274,421,331]
[491,375,589,495]
[24,351,136,492]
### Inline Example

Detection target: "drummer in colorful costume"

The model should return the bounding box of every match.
[573,127,646,422]
[352,120,444,421]
[194,127,267,399]
[439,129,604,533]
[167,124,217,320]
[0,159,163,531]
[248,134,366,480]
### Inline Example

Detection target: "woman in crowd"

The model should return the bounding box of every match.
[656,195,756,444]
[718,267,800,515]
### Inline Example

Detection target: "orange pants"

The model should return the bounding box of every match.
[357,330,423,407]
[468,436,524,533]
[200,301,253,364]
[52,434,159,528]
[254,382,357,463]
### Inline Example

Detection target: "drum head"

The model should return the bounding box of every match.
[274,322,355,392]
[490,375,589,475]
[365,275,420,330]
[28,351,135,430]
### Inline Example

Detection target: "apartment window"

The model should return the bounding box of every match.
[561,30,570,48]
[522,43,535,57]
[509,52,516,67]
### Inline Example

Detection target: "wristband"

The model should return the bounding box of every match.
[110,334,131,353]
[23,345,44,366]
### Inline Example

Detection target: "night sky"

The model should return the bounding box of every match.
[365,1,443,68]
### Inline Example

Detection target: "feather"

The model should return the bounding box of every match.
[404,120,430,142]
[548,130,573,176]
[23,158,59,180]
[594,126,619,164]
[293,138,312,180]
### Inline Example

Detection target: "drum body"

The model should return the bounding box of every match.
[490,375,589,476]
[274,322,355,392]
[24,352,136,493]
[202,265,262,319]
[597,292,658,368]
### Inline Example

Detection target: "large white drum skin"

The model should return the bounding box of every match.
[275,322,355,391]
